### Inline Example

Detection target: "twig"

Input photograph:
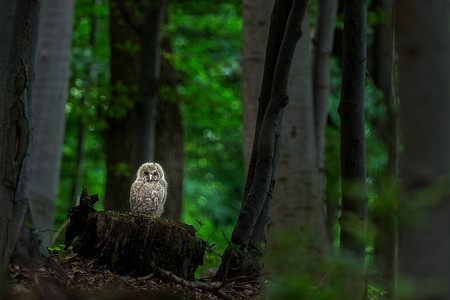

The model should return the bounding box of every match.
[155,267,234,300]
[136,272,155,281]
[50,219,70,248]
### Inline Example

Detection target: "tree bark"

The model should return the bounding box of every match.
[372,0,398,296]
[313,0,339,243]
[132,0,164,172]
[339,0,368,260]
[338,0,368,296]
[269,15,329,270]
[0,0,55,277]
[104,0,140,212]
[241,0,273,174]
[29,0,74,246]
[313,0,338,182]
[215,0,310,280]
[396,0,450,298]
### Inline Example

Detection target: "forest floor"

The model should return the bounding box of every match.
[8,251,264,300]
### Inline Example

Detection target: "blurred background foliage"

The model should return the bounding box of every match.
[56,0,389,283]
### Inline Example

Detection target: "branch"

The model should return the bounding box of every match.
[155,267,234,300]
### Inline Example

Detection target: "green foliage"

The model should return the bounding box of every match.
[23,220,34,230]
[59,0,244,268]
[56,0,109,228]
[168,1,243,252]
[56,2,398,298]
[48,245,77,260]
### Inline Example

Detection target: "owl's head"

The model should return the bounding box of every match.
[137,162,165,183]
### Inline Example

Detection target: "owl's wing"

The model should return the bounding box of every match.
[161,179,168,209]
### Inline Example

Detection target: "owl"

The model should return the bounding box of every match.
[129,162,168,217]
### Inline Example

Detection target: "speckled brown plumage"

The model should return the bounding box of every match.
[129,162,167,217]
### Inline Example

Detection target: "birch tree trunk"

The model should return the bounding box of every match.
[396,0,450,298]
[29,0,74,246]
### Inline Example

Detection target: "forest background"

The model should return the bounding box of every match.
[58,0,385,259]
[2,0,450,298]
[58,0,388,295]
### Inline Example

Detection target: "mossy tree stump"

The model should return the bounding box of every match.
[65,188,205,280]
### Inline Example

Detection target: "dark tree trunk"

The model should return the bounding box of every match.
[132,0,164,172]
[338,0,368,296]
[104,0,140,212]
[0,0,56,277]
[105,0,163,212]
[215,0,310,281]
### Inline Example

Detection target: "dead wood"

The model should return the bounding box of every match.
[65,188,206,280]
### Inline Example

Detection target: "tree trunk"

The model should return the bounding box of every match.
[132,0,163,172]
[313,0,338,182]
[338,0,368,296]
[0,0,55,277]
[104,0,163,212]
[373,0,398,175]
[29,0,74,246]
[215,0,310,281]
[104,0,140,212]
[313,0,338,243]
[241,0,273,174]
[269,15,329,271]
[396,0,450,298]
[372,0,398,296]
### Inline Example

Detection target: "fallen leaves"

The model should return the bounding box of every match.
[8,252,264,299]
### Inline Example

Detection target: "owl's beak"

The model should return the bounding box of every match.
[148,174,152,182]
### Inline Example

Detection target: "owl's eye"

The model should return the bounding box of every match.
[144,171,149,176]
[153,172,159,177]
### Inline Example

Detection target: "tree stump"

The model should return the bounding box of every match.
[65,188,205,280]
